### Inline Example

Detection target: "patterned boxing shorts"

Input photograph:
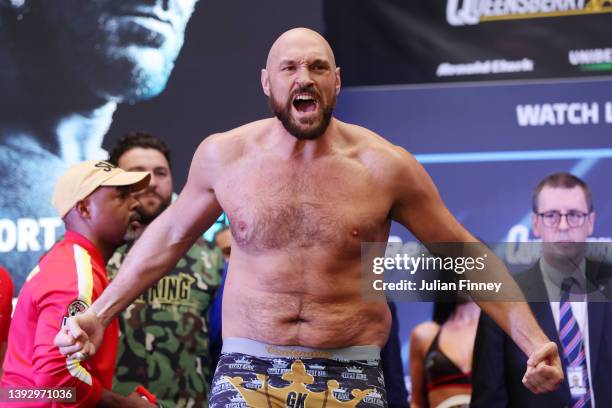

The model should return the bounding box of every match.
[209,338,387,408]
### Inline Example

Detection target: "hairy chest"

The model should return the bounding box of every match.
[216,158,391,254]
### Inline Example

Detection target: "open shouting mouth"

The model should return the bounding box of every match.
[292,92,319,117]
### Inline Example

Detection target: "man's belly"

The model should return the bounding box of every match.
[222,289,392,348]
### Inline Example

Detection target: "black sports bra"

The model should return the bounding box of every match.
[424,329,472,391]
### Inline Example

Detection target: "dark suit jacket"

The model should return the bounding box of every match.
[471,260,612,408]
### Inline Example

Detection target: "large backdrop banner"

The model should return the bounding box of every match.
[325,0,612,86]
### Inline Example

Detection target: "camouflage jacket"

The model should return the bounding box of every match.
[107,237,223,408]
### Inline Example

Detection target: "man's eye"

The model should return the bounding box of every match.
[118,188,130,198]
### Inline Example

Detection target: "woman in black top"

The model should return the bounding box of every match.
[409,295,480,408]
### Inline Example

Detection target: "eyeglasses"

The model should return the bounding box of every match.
[537,210,590,228]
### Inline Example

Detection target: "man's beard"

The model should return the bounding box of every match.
[136,195,171,225]
[270,86,335,140]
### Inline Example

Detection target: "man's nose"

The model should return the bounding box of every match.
[128,196,140,211]
[295,67,314,87]
[148,173,158,189]
[557,214,570,230]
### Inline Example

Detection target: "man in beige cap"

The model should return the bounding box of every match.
[0,160,154,407]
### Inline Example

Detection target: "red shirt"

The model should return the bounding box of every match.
[0,232,118,407]
[0,267,13,344]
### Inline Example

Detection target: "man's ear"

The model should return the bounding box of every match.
[261,68,270,97]
[587,211,595,236]
[531,212,541,238]
[74,199,91,219]
[335,66,341,96]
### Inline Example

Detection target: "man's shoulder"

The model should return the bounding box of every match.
[0,268,13,303]
[336,119,396,151]
[0,267,12,288]
[199,119,271,163]
[586,258,612,299]
[335,119,415,175]
[20,242,81,297]
[410,320,440,353]
[510,263,547,302]
[513,264,541,286]
[37,239,77,271]
[587,258,612,276]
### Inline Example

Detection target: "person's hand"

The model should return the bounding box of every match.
[53,309,104,360]
[127,392,157,407]
[522,341,564,393]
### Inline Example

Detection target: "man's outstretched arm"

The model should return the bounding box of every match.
[55,136,225,357]
[388,147,562,394]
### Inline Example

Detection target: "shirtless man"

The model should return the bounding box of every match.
[56,28,563,406]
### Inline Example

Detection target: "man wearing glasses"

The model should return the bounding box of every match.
[472,172,612,408]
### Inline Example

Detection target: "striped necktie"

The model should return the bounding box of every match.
[559,278,591,408]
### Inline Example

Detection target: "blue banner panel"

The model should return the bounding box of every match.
[335,77,612,243]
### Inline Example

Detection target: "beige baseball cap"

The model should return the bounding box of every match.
[52,160,151,218]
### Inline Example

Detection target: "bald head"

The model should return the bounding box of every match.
[266,28,336,70]
[262,27,340,140]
